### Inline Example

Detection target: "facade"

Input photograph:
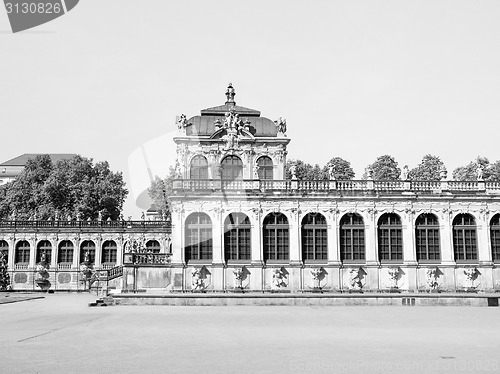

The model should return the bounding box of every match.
[2,84,500,294]
[166,84,500,293]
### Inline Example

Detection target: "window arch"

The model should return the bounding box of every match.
[185,213,213,262]
[224,213,251,262]
[491,214,500,263]
[0,240,9,260]
[340,213,365,262]
[263,213,289,262]
[80,240,96,264]
[257,156,273,180]
[15,241,30,264]
[36,240,52,264]
[102,240,118,265]
[301,213,327,262]
[190,155,208,180]
[378,213,403,262]
[146,240,161,253]
[415,214,440,262]
[453,214,477,262]
[221,156,243,180]
[58,240,74,264]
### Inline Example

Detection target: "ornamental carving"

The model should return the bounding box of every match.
[272,267,287,288]
[274,117,287,136]
[426,267,440,291]
[388,267,400,289]
[349,267,364,291]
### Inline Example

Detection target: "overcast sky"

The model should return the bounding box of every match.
[1,0,500,218]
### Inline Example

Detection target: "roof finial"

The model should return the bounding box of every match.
[225,83,236,104]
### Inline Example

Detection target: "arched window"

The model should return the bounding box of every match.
[491,214,500,263]
[15,241,30,264]
[257,156,273,180]
[301,213,327,262]
[58,240,74,264]
[190,155,208,180]
[224,213,251,262]
[221,156,243,180]
[80,240,96,264]
[146,240,161,253]
[185,213,212,262]
[36,240,52,264]
[415,214,440,262]
[0,240,9,259]
[263,213,289,262]
[378,213,403,262]
[102,240,118,265]
[453,214,477,262]
[340,213,365,262]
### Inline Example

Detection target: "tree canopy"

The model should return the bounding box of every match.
[409,154,446,181]
[286,159,326,180]
[148,164,181,218]
[324,157,355,180]
[363,155,401,180]
[453,157,500,181]
[0,155,128,220]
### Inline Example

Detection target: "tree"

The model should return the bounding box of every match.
[363,155,401,180]
[323,157,355,180]
[452,157,491,181]
[409,154,446,181]
[0,155,128,220]
[286,159,327,180]
[148,164,181,218]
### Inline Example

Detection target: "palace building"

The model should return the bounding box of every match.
[2,84,500,294]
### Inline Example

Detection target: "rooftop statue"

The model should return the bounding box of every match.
[225,82,236,104]
[274,117,287,136]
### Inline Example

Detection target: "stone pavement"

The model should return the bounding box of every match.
[0,292,499,374]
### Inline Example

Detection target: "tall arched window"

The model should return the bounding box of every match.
[221,156,243,180]
[453,214,477,262]
[58,240,74,264]
[190,155,208,180]
[340,213,365,262]
[146,240,161,253]
[36,240,52,264]
[80,240,96,264]
[185,213,212,262]
[378,213,403,262]
[15,241,30,264]
[257,156,273,180]
[415,214,440,262]
[224,213,251,262]
[301,213,327,262]
[491,214,500,263]
[102,240,118,265]
[0,240,9,260]
[263,213,289,262]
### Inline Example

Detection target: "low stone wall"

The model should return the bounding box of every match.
[111,293,499,307]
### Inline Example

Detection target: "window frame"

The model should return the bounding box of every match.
[301,213,328,263]
[415,213,441,263]
[340,213,365,263]
[263,213,289,263]
[453,214,478,263]
[377,213,403,263]
[185,213,213,263]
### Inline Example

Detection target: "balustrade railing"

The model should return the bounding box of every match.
[0,220,171,230]
[128,253,172,266]
[172,179,500,194]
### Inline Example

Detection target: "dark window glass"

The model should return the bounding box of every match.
[102,240,117,264]
[36,240,52,264]
[301,213,328,262]
[453,214,477,262]
[58,240,74,264]
[221,156,243,180]
[491,214,500,262]
[80,240,96,264]
[190,155,208,180]
[146,240,161,254]
[257,156,273,180]
[340,214,365,261]
[224,213,251,261]
[15,241,30,264]
[185,213,213,262]
[378,213,403,262]
[263,213,289,262]
[415,214,440,262]
[0,240,9,260]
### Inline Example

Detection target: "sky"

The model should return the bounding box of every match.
[1,0,500,218]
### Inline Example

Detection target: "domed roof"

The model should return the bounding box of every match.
[185,83,278,138]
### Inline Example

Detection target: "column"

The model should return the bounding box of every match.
[250,212,263,265]
[211,213,224,265]
[327,215,340,265]
[28,237,36,269]
[50,239,57,269]
[403,214,417,265]
[289,212,301,265]
[94,237,102,269]
[477,214,492,265]
[7,236,15,270]
[440,212,455,265]
[365,215,378,265]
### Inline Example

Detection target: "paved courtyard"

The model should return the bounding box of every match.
[0,293,499,374]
